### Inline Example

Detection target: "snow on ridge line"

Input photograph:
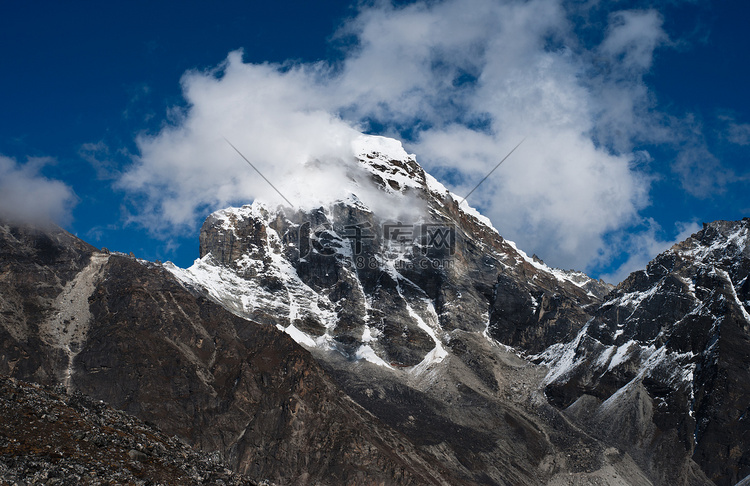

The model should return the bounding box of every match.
[352,134,506,239]
[456,196,499,233]
[504,235,599,291]
[212,202,271,234]
[679,222,749,263]
[441,186,601,292]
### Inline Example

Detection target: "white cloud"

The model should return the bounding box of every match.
[672,144,733,198]
[118,53,364,232]
[335,0,665,271]
[599,10,667,72]
[79,141,122,180]
[120,0,681,274]
[726,121,750,146]
[415,128,651,271]
[0,155,77,225]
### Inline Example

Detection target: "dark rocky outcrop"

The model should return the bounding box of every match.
[541,219,750,486]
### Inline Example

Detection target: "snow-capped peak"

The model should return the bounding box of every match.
[352,134,413,162]
[168,134,608,372]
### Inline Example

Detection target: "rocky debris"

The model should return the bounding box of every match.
[0,375,258,485]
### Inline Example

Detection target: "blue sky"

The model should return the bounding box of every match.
[1,0,748,283]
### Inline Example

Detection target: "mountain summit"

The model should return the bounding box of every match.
[170,135,610,370]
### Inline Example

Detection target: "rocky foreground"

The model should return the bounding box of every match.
[0,375,257,485]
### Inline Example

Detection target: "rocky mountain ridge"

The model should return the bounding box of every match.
[538,218,750,485]
[1,134,748,485]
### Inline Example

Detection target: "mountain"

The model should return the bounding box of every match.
[170,136,631,484]
[538,218,750,485]
[166,135,717,484]
[1,134,748,485]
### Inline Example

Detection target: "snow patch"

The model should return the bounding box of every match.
[608,340,637,371]
[536,320,592,385]
[503,238,599,292]
[716,268,750,323]
[355,344,393,368]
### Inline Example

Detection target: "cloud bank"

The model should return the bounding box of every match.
[120,0,695,280]
[0,155,77,225]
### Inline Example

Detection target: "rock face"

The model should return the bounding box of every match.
[1,134,749,485]
[0,223,98,385]
[539,219,750,486]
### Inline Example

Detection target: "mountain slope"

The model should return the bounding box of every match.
[0,221,459,485]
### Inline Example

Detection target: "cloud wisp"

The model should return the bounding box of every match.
[119,0,701,280]
[0,155,77,226]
